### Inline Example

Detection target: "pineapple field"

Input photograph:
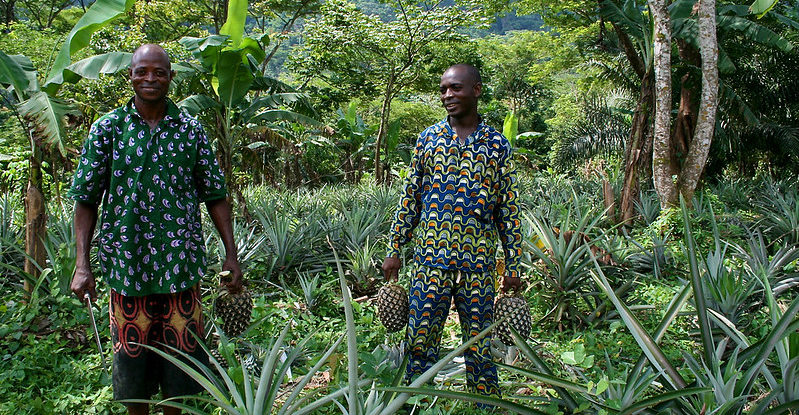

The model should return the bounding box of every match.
[2,0,799,413]
[1,174,798,414]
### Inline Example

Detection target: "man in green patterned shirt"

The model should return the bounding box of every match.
[69,44,242,415]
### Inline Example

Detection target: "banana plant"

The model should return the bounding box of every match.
[0,0,135,292]
[174,0,321,210]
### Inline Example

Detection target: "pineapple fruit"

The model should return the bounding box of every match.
[213,272,253,337]
[494,294,532,346]
[376,283,409,333]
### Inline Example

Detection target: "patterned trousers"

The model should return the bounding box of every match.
[405,265,499,398]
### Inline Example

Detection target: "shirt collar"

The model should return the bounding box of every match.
[125,97,182,123]
[441,116,488,144]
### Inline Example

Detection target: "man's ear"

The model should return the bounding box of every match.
[169,70,176,81]
[473,82,482,98]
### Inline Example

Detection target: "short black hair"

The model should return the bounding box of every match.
[446,64,481,85]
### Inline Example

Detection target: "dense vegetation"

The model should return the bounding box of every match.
[1,0,798,414]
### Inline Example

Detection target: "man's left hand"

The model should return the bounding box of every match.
[221,257,244,294]
[502,275,523,294]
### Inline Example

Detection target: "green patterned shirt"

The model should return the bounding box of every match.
[68,98,227,296]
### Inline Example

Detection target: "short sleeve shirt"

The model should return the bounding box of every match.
[67,98,227,296]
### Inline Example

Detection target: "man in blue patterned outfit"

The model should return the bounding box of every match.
[69,44,242,415]
[382,64,523,400]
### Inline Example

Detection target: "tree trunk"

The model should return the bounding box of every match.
[649,0,676,209]
[602,179,616,223]
[677,0,718,203]
[619,72,654,224]
[24,150,46,293]
[374,76,395,183]
[1,0,15,29]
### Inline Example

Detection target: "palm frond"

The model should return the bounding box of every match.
[552,92,631,170]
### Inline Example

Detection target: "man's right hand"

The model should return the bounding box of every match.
[71,266,97,302]
[382,256,401,282]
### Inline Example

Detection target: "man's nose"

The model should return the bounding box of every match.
[442,88,453,98]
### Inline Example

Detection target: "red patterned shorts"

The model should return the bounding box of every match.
[109,284,207,401]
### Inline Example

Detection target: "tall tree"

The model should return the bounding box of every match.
[649,0,673,206]
[677,0,718,204]
[17,0,71,29]
[293,0,488,181]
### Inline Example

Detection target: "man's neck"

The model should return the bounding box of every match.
[448,112,480,144]
[133,97,168,129]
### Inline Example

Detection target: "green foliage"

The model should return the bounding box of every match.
[45,0,134,91]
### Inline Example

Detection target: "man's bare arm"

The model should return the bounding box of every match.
[206,198,243,293]
[71,201,99,300]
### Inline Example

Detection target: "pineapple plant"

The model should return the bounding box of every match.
[213,272,253,337]
[494,294,532,346]
[376,283,409,333]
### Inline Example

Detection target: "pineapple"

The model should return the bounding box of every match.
[208,335,231,370]
[376,283,409,333]
[494,294,532,346]
[214,282,253,338]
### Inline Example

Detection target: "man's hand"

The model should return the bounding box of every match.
[221,257,244,294]
[382,256,401,282]
[502,274,523,295]
[71,266,97,301]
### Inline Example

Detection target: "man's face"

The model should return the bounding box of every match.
[439,67,481,119]
[129,49,173,104]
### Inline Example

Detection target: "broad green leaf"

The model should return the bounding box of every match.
[386,118,402,153]
[716,15,793,52]
[18,91,79,156]
[503,111,518,147]
[47,52,132,87]
[45,0,135,92]
[251,76,297,93]
[345,101,358,125]
[215,50,254,108]
[178,95,221,117]
[220,0,248,48]
[247,109,322,127]
[0,51,34,101]
[596,378,609,394]
[238,37,266,64]
[240,93,309,120]
[750,0,778,18]
[179,35,229,72]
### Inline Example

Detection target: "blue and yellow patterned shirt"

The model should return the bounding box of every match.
[68,98,227,296]
[387,118,522,279]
